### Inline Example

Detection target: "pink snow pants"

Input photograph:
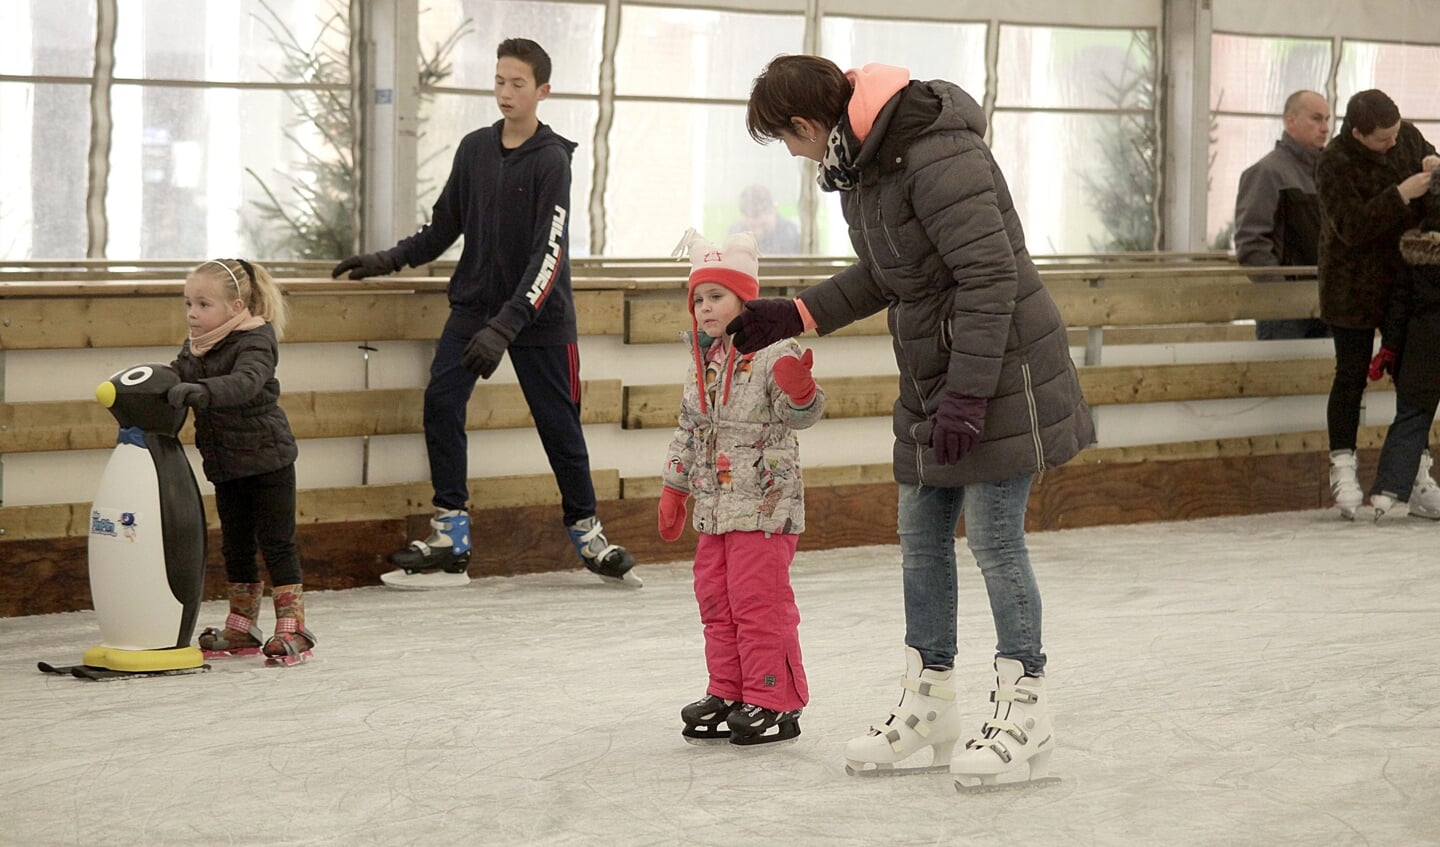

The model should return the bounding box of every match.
[693,531,807,712]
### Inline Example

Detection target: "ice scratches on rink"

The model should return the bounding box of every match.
[1,508,1436,846]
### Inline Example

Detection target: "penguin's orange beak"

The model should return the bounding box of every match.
[96,381,116,408]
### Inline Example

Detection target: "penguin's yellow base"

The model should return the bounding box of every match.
[81,645,205,673]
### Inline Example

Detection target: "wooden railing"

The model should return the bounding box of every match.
[1,258,1397,547]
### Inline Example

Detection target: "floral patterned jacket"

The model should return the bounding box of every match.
[663,334,826,535]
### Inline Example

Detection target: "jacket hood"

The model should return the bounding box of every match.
[854,79,986,170]
[1401,228,1440,266]
[490,119,578,157]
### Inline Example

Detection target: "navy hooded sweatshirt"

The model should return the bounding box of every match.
[395,120,579,346]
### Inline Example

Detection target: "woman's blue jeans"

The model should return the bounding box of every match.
[897,476,1046,677]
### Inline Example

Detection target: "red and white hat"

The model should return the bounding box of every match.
[677,229,760,315]
[672,228,762,412]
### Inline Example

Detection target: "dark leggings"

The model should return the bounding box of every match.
[1326,325,1376,452]
[214,464,302,586]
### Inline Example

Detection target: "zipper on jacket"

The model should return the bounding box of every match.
[1021,362,1046,478]
[877,207,901,258]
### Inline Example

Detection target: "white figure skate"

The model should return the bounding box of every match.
[1408,452,1440,520]
[843,647,964,776]
[951,658,1060,794]
[1329,450,1364,520]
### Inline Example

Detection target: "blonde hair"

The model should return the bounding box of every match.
[190,258,289,339]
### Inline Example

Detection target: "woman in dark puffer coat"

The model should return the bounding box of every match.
[1315,88,1437,518]
[733,55,1092,790]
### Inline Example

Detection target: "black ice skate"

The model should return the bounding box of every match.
[567,517,643,588]
[726,703,801,747]
[381,509,472,590]
[681,694,737,744]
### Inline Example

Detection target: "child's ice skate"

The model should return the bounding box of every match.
[1408,452,1440,520]
[568,516,642,588]
[197,582,265,659]
[382,508,472,589]
[680,693,737,744]
[263,584,316,667]
[951,658,1060,794]
[844,647,964,776]
[1330,450,1364,520]
[726,703,801,747]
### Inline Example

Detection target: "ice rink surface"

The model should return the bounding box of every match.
[2,508,1437,847]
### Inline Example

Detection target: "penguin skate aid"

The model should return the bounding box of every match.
[665,229,826,748]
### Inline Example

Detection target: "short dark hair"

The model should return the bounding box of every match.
[746,54,851,144]
[1344,89,1401,136]
[497,38,551,86]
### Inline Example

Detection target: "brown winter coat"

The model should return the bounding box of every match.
[1316,122,1435,328]
[797,80,1093,487]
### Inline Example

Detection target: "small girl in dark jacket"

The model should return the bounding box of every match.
[169,259,315,665]
[1368,202,1440,519]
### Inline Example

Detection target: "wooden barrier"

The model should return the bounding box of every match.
[0,258,1362,617]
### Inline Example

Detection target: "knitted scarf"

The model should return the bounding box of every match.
[189,309,265,356]
[817,115,863,193]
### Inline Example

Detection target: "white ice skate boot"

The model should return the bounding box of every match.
[843,647,964,776]
[1329,450,1364,520]
[951,658,1060,793]
[1408,452,1440,520]
[1370,491,1398,521]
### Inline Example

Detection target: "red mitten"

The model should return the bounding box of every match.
[772,349,817,406]
[658,486,690,541]
[1368,347,1398,382]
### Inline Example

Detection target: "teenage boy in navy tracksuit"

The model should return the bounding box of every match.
[333,38,640,588]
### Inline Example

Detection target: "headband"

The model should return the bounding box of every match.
[199,259,249,300]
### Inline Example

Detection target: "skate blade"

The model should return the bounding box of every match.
[264,650,313,668]
[380,568,471,590]
[682,735,731,746]
[954,775,1062,795]
[845,761,951,777]
[201,647,262,659]
[593,569,644,589]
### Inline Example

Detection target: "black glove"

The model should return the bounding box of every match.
[462,320,519,379]
[930,391,988,465]
[331,247,405,280]
[167,382,210,409]
[724,298,804,353]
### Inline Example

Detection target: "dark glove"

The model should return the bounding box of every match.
[725,298,803,354]
[930,392,988,465]
[331,247,405,280]
[167,382,210,409]
[1368,347,1398,381]
[657,486,690,542]
[772,348,818,406]
[461,320,519,379]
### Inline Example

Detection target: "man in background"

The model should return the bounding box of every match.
[1234,89,1332,340]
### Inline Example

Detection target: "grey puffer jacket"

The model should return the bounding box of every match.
[798,79,1093,487]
